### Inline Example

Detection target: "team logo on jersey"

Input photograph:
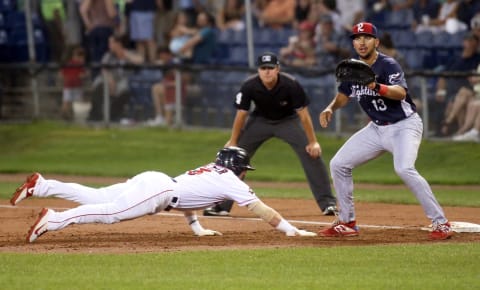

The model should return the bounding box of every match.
[388,72,402,85]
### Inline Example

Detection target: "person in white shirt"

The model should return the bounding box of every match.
[11,147,317,243]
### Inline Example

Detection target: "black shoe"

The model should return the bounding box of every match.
[203,207,230,216]
[322,205,338,216]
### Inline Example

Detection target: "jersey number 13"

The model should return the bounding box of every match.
[372,98,387,111]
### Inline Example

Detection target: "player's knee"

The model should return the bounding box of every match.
[394,165,416,180]
[330,156,346,174]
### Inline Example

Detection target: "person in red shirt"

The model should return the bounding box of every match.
[60,46,87,120]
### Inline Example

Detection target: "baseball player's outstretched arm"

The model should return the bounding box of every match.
[226,110,249,146]
[247,200,316,236]
[183,211,222,236]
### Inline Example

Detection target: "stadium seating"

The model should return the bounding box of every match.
[0,0,16,12]
[403,48,425,70]
[394,29,416,49]
[0,28,10,62]
[127,68,163,120]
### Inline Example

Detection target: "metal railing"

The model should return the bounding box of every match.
[0,62,478,139]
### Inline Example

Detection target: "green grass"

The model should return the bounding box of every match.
[0,122,478,290]
[0,244,478,290]
[253,186,480,207]
[0,121,479,184]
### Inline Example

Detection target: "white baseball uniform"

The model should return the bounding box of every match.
[31,163,259,231]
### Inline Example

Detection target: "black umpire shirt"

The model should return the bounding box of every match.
[235,72,310,120]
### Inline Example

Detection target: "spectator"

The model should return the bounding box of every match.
[40,0,66,62]
[442,59,480,136]
[178,11,216,64]
[59,45,87,121]
[63,0,83,49]
[293,0,312,29]
[255,0,296,29]
[314,14,351,70]
[215,0,245,31]
[336,0,366,33]
[279,20,316,67]
[415,0,467,34]
[369,0,414,11]
[434,32,480,136]
[127,0,158,62]
[176,0,206,27]
[455,0,480,30]
[88,35,145,122]
[471,13,480,51]
[309,0,343,34]
[168,11,197,60]
[154,0,175,48]
[411,0,441,32]
[148,47,188,127]
[452,100,480,141]
[79,0,117,65]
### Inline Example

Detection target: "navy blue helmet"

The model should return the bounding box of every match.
[215,146,255,175]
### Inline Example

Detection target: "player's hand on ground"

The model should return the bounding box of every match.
[305,142,321,159]
[286,229,318,237]
[319,109,332,128]
[195,229,223,236]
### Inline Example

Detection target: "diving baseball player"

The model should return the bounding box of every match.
[318,22,453,240]
[11,147,316,242]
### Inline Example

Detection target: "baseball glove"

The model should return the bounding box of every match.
[335,59,376,85]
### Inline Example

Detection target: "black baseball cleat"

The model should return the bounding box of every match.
[322,205,338,216]
[203,207,230,217]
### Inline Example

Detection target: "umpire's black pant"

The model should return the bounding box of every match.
[217,114,336,212]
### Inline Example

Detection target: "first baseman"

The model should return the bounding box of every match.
[318,22,453,240]
[11,147,316,242]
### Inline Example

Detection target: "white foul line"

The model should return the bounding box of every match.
[0,204,410,230]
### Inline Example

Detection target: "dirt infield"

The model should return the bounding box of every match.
[0,174,479,253]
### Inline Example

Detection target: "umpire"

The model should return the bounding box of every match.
[204,52,337,216]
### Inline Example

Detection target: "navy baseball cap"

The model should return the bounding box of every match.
[256,52,280,68]
[350,22,378,39]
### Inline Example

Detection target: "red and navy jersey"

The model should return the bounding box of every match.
[235,72,310,120]
[338,53,416,125]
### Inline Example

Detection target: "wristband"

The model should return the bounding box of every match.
[276,218,297,234]
[374,83,388,96]
[190,220,204,235]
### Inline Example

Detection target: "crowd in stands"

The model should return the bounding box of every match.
[1,0,480,141]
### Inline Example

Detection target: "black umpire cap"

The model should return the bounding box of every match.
[256,52,280,68]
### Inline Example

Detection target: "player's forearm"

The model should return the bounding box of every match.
[326,94,349,112]
[229,111,248,144]
[299,110,318,144]
[368,83,406,100]
[247,201,297,234]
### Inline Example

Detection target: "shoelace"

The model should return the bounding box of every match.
[432,223,450,233]
[331,219,341,226]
